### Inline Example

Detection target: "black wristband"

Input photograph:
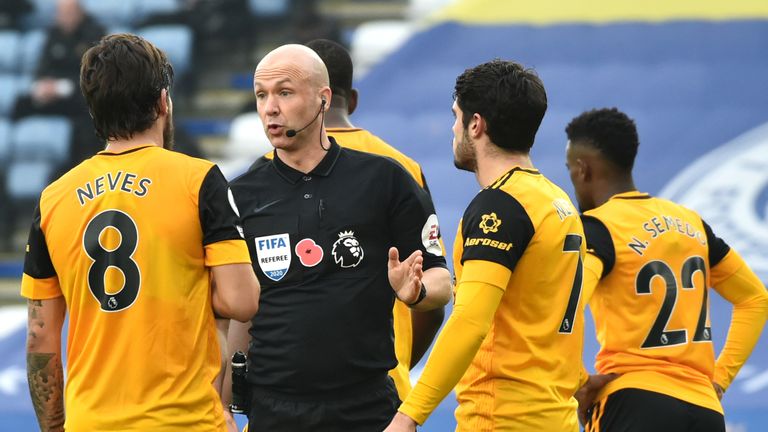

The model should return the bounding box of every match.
[408,282,427,307]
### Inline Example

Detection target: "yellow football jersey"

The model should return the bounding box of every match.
[265,127,440,400]
[21,145,251,431]
[583,191,731,414]
[453,167,585,431]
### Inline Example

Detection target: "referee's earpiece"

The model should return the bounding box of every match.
[321,98,327,107]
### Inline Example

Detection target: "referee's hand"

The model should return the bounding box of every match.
[388,247,424,305]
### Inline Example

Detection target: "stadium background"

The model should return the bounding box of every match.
[1,1,768,430]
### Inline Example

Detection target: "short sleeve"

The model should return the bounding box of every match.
[701,219,730,267]
[459,189,534,271]
[387,164,448,271]
[581,215,615,278]
[20,205,61,299]
[199,166,251,266]
[199,165,244,245]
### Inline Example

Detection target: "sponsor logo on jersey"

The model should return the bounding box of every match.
[295,238,324,267]
[332,230,364,268]
[660,122,768,281]
[479,212,502,234]
[254,233,291,281]
[421,214,443,256]
[464,237,514,251]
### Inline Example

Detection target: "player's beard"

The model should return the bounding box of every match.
[453,129,477,172]
[162,111,175,150]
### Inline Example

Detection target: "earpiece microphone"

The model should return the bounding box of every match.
[286,99,326,138]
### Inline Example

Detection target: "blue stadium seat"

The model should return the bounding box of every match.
[0,118,11,164]
[137,25,193,76]
[0,75,22,117]
[134,0,180,23]
[11,116,72,162]
[81,0,138,28]
[248,0,290,17]
[6,160,54,199]
[0,31,21,73]
[20,30,47,75]
[21,0,57,30]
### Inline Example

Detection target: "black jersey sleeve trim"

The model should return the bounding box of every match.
[581,215,615,278]
[460,189,534,271]
[23,205,57,279]
[199,165,243,246]
[701,219,730,267]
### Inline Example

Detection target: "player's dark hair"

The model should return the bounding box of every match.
[565,107,639,172]
[80,33,174,142]
[305,39,353,99]
[454,59,547,152]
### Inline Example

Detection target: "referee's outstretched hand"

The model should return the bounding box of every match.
[388,247,424,305]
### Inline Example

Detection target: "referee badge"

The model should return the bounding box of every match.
[254,233,291,281]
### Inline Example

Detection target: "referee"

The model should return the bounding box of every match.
[226,44,452,431]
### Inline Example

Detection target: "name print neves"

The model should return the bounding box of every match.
[76,171,152,206]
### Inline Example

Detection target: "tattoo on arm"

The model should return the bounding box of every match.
[27,353,65,432]
[26,299,65,432]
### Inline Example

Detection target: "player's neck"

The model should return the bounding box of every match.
[104,128,163,153]
[103,119,165,153]
[475,149,533,188]
[594,177,637,207]
[323,107,354,129]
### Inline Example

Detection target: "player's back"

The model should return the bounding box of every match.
[37,145,226,431]
[454,167,585,431]
[584,192,722,414]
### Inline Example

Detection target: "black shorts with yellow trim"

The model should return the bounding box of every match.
[585,388,724,432]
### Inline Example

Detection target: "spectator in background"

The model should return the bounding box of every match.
[13,0,104,168]
[0,0,32,30]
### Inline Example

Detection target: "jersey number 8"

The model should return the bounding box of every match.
[83,209,141,312]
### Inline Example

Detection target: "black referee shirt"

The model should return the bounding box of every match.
[229,137,447,395]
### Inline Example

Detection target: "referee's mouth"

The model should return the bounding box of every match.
[267,123,284,135]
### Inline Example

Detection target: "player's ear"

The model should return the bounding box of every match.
[158,88,170,115]
[578,158,592,182]
[347,88,359,115]
[470,113,485,138]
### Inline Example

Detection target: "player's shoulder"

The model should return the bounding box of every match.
[465,186,530,226]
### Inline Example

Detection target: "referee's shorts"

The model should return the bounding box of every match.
[246,374,400,432]
[585,388,725,432]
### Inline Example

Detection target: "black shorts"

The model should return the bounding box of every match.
[585,388,725,432]
[247,375,401,432]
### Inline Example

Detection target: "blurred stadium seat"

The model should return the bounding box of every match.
[81,0,137,28]
[351,20,414,78]
[6,160,55,199]
[0,118,11,164]
[19,29,46,75]
[134,0,180,23]
[248,0,291,18]
[11,115,72,162]
[22,0,57,30]
[0,31,21,73]
[0,75,22,116]
[137,24,193,77]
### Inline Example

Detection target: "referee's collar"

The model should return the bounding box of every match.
[271,136,342,184]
